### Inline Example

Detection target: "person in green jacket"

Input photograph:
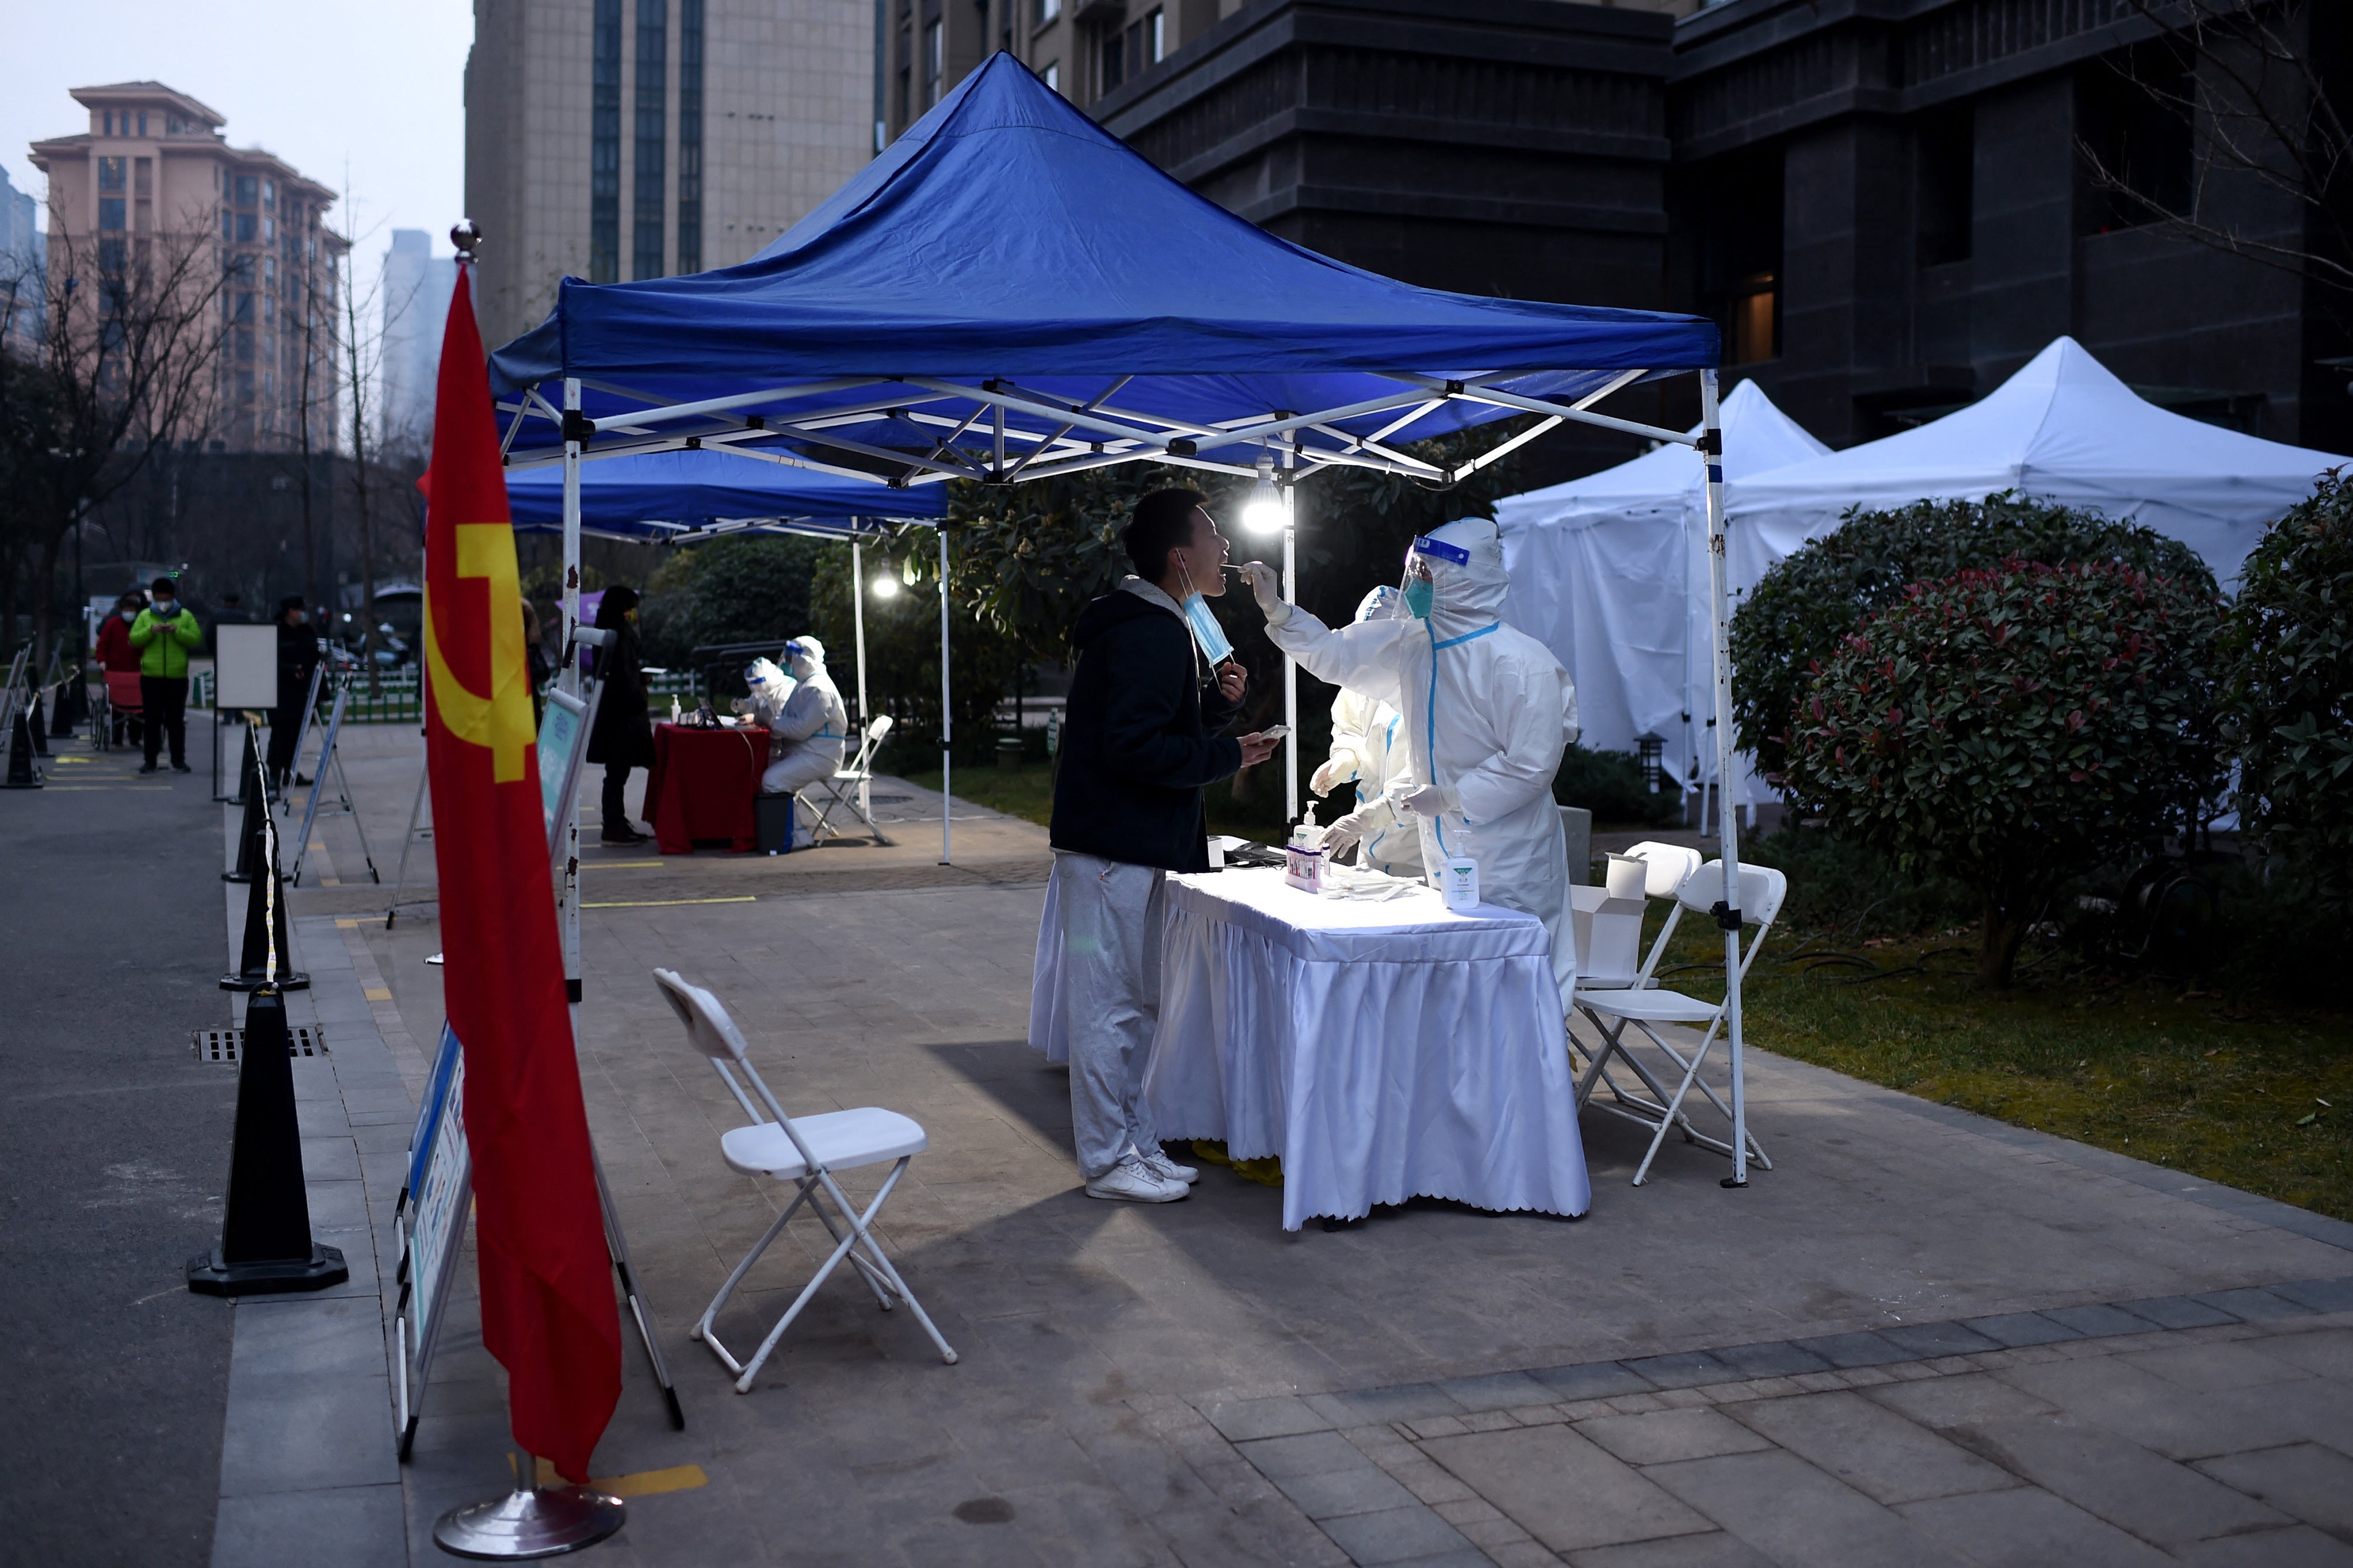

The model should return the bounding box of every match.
[128,576,203,773]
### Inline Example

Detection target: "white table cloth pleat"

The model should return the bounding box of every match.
[1144,869,1591,1230]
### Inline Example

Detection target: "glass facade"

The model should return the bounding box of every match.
[635,0,668,280]
[678,0,703,273]
[592,0,623,283]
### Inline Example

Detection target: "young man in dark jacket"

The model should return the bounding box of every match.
[1029,489,1280,1202]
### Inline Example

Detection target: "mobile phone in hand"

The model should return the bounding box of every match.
[1256,725,1290,741]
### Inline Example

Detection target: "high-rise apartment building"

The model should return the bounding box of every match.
[876,0,1701,142]
[28,82,348,452]
[1,165,47,355]
[379,229,457,449]
[464,0,873,352]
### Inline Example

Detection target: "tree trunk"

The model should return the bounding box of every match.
[1977,894,2029,987]
[32,530,62,676]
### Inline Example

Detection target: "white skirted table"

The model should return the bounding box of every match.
[1144,867,1591,1231]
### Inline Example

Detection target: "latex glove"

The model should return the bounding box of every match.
[1388,780,1458,819]
[1319,810,1371,859]
[1239,560,1290,626]
[1309,750,1359,798]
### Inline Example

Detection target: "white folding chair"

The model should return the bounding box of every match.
[654,967,956,1392]
[1574,859,1784,1185]
[801,714,895,845]
[1567,840,1699,1112]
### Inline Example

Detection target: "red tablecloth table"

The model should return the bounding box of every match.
[644,723,769,853]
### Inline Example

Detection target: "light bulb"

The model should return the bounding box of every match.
[870,574,900,600]
[1241,452,1285,535]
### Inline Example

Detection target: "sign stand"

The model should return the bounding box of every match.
[288,672,381,886]
[276,646,330,813]
[384,750,432,927]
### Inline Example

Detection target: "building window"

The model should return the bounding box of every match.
[1099,8,1162,96]
[99,198,126,231]
[592,0,622,283]
[1916,107,1972,266]
[925,21,944,108]
[221,211,234,243]
[98,156,127,191]
[235,175,258,206]
[237,213,257,243]
[1697,146,1782,366]
[678,0,703,272]
[2078,44,2195,234]
[138,111,148,136]
[1036,0,1057,19]
[635,0,669,281]
[262,179,275,211]
[1043,61,1059,95]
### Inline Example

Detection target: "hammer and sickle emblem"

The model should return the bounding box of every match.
[425,523,536,783]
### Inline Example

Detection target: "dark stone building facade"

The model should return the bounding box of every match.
[1092,0,2350,471]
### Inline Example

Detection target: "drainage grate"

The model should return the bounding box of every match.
[192,1025,326,1064]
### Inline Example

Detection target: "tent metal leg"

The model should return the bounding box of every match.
[561,378,584,1004]
[1697,368,1750,1190]
[938,525,951,866]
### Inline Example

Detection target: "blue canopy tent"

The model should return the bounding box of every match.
[487,53,1764,1183]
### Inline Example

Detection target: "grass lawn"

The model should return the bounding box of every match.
[919,760,2352,1223]
[1639,913,2353,1223]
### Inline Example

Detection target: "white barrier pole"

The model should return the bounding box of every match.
[938,526,951,866]
[561,376,583,1004]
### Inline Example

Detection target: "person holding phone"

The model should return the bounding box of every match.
[1029,489,1281,1204]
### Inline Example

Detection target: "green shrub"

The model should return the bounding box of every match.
[638,536,822,680]
[2218,469,2353,920]
[1552,742,1684,826]
[1731,493,2214,794]
[1738,826,1976,939]
[1784,558,2224,985]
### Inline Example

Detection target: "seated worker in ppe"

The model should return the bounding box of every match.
[1244,517,1581,1008]
[754,638,848,797]
[1309,586,1424,880]
[732,656,797,728]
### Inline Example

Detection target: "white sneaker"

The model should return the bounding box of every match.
[1136,1146,1199,1185]
[1084,1153,1189,1203]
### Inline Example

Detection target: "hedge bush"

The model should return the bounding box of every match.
[1782,558,2223,985]
[1552,742,1684,827]
[2218,469,2353,920]
[1730,493,2214,794]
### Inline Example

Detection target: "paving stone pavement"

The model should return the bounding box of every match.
[246,721,2353,1566]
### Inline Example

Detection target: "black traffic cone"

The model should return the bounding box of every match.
[25,689,49,757]
[224,733,272,882]
[60,673,87,730]
[222,816,308,992]
[50,680,75,736]
[186,985,347,1296]
[2,702,42,789]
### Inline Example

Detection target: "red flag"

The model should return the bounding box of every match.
[422,264,620,1482]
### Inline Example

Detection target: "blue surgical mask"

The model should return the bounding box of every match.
[1402,579,1434,620]
[1181,592,1234,665]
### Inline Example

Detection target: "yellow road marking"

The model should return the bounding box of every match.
[334,918,367,929]
[364,987,393,1002]
[309,841,327,850]
[582,860,665,869]
[52,756,91,764]
[321,877,342,886]
[582,896,756,909]
[531,1457,708,1497]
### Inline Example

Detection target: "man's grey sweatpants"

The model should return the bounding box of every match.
[1037,850,1166,1180]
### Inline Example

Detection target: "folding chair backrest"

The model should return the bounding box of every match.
[866,714,894,745]
[1675,862,1789,930]
[1624,841,1702,899]
[655,966,751,1062]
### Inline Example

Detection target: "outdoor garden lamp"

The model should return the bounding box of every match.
[871,573,901,600]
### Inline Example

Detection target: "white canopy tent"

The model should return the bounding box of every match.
[1727,336,2348,589]
[1496,379,1828,809]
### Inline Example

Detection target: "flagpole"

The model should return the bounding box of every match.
[560,376,584,1005]
[938,525,951,866]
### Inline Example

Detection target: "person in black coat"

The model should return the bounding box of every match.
[586,585,655,844]
[266,597,323,792]
[1029,488,1281,1203]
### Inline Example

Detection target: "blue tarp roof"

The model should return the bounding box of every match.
[488,52,1717,477]
[503,447,946,543]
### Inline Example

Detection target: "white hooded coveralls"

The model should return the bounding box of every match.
[760,638,850,796]
[1318,587,1424,879]
[1265,518,1580,1008]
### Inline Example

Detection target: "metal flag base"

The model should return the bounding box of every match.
[433,1467,625,1560]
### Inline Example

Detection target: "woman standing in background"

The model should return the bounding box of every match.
[585,585,655,844]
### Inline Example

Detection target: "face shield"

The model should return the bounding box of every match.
[1399,534,1469,620]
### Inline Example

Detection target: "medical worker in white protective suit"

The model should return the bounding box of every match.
[1310,586,1425,880]
[1244,518,1581,1006]
[754,637,849,796]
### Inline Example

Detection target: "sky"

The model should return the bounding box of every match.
[2,0,475,282]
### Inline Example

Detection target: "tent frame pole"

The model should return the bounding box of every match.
[1698,368,1748,1188]
[852,536,871,828]
[1281,434,1298,825]
[938,526,951,866]
[561,376,584,1005]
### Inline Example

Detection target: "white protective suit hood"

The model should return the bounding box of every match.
[1321,583,1422,877]
[1413,516,1511,639]
[786,636,826,681]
